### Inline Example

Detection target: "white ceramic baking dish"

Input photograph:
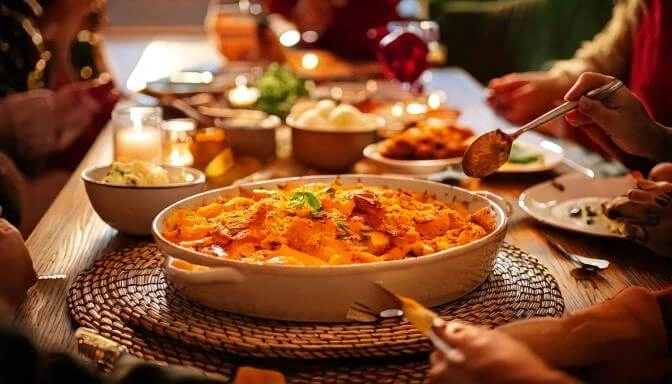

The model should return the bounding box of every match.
[152,175,509,322]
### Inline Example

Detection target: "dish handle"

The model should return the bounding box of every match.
[475,191,513,217]
[164,257,245,284]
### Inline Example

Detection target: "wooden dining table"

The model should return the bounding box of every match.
[14,36,672,362]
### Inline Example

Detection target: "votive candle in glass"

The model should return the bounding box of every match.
[163,118,196,166]
[113,106,163,164]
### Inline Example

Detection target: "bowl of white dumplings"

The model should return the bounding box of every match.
[286,99,385,170]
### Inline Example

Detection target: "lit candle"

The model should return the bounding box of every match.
[114,109,162,163]
[228,75,260,108]
[163,119,196,166]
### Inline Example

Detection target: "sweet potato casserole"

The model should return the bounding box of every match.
[162,182,496,266]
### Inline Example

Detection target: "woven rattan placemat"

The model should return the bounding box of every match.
[68,242,563,382]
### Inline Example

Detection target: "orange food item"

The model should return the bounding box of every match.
[232,367,286,384]
[162,182,496,266]
[380,119,474,160]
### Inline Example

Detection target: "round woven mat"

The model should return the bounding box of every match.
[69,243,563,362]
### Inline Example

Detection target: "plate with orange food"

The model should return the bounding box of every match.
[363,118,475,174]
[152,175,508,322]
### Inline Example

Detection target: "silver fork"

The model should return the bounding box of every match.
[541,231,610,271]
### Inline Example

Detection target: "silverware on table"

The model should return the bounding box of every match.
[347,285,454,358]
[541,231,610,271]
[38,274,67,281]
[562,157,596,179]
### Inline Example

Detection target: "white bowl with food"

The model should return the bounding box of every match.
[287,100,385,170]
[152,175,508,322]
[82,161,206,236]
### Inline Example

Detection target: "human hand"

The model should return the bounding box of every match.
[428,321,577,384]
[0,217,36,312]
[649,162,672,183]
[603,176,672,258]
[487,72,571,126]
[564,72,671,161]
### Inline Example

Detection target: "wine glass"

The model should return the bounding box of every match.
[376,21,441,94]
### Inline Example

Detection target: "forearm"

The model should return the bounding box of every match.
[500,287,669,368]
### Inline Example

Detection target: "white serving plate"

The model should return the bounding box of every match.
[362,142,463,175]
[153,175,508,322]
[519,173,635,238]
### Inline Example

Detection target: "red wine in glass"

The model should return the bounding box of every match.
[377,27,429,93]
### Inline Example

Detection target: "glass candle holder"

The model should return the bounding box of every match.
[162,118,196,166]
[112,106,163,164]
[190,127,232,171]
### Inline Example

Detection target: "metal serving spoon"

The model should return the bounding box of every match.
[462,79,624,178]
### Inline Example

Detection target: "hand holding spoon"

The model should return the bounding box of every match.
[462,79,624,178]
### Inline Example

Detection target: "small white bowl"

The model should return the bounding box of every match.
[82,165,205,236]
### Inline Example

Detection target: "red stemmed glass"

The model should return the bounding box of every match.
[376,22,431,94]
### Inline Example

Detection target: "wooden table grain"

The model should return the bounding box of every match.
[14,65,672,359]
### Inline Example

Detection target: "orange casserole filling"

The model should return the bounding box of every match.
[162,182,496,266]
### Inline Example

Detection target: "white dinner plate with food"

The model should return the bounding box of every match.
[364,139,564,176]
[497,140,564,174]
[519,173,636,238]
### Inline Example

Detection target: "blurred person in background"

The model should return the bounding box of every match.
[0,0,118,234]
[261,0,402,59]
[487,0,670,173]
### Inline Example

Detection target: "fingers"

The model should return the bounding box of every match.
[488,74,529,93]
[649,163,672,183]
[576,96,618,128]
[564,110,593,127]
[488,85,541,125]
[624,223,648,243]
[564,72,614,101]
[605,197,661,225]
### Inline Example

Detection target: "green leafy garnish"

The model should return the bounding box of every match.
[254,63,308,117]
[288,191,322,212]
[508,144,542,164]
